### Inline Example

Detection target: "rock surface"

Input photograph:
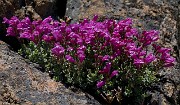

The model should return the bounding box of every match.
[0,0,57,19]
[0,41,100,105]
[0,0,179,104]
[65,0,180,105]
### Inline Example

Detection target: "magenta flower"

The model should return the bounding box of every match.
[77,38,83,46]
[144,53,156,64]
[65,27,72,34]
[3,17,20,37]
[104,34,111,41]
[3,17,9,24]
[42,35,55,43]
[32,20,42,26]
[78,53,85,63]
[51,43,65,57]
[164,57,175,63]
[96,80,106,88]
[59,22,66,32]
[77,45,86,51]
[67,47,74,52]
[125,42,137,51]
[102,55,110,62]
[152,44,161,51]
[17,17,32,32]
[160,52,171,61]
[32,31,40,37]
[163,57,175,67]
[119,18,132,26]
[65,55,75,63]
[52,30,62,42]
[6,27,16,36]
[42,16,53,24]
[77,49,84,54]
[139,50,146,57]
[8,16,20,27]
[19,31,31,39]
[99,62,111,74]
[110,70,119,78]
[71,24,80,32]
[85,38,92,45]
[158,48,171,53]
[141,30,159,46]
[134,58,145,68]
[92,15,98,21]
[125,28,138,38]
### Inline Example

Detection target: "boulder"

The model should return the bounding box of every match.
[0,41,100,105]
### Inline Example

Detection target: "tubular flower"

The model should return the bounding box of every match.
[96,80,106,88]
[51,43,65,57]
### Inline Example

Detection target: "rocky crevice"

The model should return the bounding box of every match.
[0,0,179,105]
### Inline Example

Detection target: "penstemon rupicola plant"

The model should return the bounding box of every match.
[3,15,176,104]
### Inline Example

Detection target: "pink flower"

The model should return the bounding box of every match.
[102,55,110,62]
[42,35,55,43]
[99,62,111,74]
[8,16,20,27]
[6,27,16,36]
[77,38,83,46]
[158,48,171,53]
[52,30,62,42]
[51,43,65,57]
[78,53,85,63]
[42,16,53,24]
[163,57,175,67]
[110,70,119,78]
[96,80,106,88]
[77,45,86,51]
[3,17,9,24]
[141,30,159,46]
[65,55,75,63]
[144,53,156,64]
[134,58,144,68]
[19,31,31,39]
[67,47,74,52]
[92,15,98,21]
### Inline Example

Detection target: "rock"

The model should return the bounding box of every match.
[145,66,180,105]
[65,0,180,104]
[0,0,57,19]
[34,0,56,18]
[0,0,24,18]
[0,41,101,105]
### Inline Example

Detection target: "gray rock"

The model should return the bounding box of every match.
[0,41,101,105]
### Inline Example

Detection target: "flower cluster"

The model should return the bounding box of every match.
[3,15,176,103]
